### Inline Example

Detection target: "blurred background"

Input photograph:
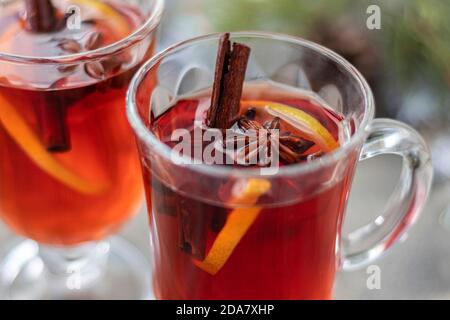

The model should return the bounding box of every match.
[2,0,450,299]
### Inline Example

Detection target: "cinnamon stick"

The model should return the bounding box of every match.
[25,0,58,32]
[178,206,209,260]
[35,96,70,152]
[207,33,251,129]
[176,34,251,258]
[25,0,71,152]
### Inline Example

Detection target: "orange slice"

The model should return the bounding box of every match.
[71,0,131,38]
[194,179,271,275]
[0,94,107,195]
[241,100,339,152]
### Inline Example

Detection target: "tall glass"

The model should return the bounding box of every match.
[0,0,164,299]
[127,32,433,299]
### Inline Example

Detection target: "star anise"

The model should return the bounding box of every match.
[222,113,314,165]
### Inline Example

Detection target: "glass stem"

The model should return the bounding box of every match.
[38,240,110,294]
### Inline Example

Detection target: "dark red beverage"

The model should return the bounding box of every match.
[145,83,354,299]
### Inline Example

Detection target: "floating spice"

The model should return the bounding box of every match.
[84,31,104,50]
[207,33,250,129]
[24,0,57,32]
[175,33,251,258]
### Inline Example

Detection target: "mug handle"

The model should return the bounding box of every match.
[341,118,433,271]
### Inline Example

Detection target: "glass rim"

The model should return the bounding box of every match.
[0,0,165,65]
[126,31,375,178]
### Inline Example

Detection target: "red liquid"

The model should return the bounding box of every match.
[0,1,154,245]
[146,86,355,299]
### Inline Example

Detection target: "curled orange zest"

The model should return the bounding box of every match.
[0,94,107,195]
[241,100,339,152]
[194,179,271,275]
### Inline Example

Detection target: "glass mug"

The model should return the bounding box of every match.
[0,0,164,299]
[127,32,433,299]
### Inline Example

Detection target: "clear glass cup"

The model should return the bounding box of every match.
[127,32,433,299]
[0,0,164,299]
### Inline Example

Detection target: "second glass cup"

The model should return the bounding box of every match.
[0,0,164,299]
[127,32,433,299]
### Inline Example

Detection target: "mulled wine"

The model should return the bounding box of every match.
[147,81,349,299]
[129,32,432,301]
[0,0,155,245]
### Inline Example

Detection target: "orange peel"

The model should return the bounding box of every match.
[241,100,339,152]
[0,94,106,195]
[194,179,271,275]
